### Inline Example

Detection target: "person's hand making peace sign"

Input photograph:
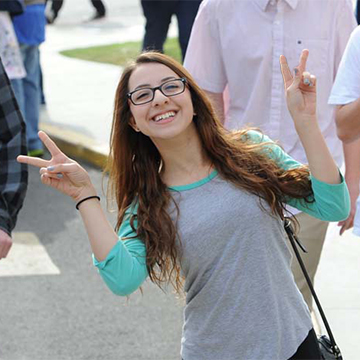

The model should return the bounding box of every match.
[279,48,342,187]
[280,49,317,124]
[17,131,97,202]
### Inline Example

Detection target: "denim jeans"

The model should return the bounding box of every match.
[11,44,42,152]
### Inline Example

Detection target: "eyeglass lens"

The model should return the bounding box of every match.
[132,79,184,105]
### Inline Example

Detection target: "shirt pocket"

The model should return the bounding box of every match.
[288,39,329,77]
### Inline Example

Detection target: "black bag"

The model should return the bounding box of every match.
[284,220,343,360]
[0,0,25,16]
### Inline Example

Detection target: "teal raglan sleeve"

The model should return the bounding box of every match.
[92,207,148,296]
[245,130,350,222]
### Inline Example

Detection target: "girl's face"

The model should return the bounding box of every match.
[128,63,195,142]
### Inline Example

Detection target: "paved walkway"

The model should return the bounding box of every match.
[38,3,360,359]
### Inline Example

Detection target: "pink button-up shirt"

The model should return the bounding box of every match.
[184,0,356,166]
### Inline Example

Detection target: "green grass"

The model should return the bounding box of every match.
[60,37,182,66]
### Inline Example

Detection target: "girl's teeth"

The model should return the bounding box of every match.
[154,112,175,122]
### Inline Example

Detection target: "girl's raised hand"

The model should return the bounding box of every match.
[280,49,317,122]
[17,131,96,202]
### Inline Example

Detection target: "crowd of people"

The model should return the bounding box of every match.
[1,0,360,359]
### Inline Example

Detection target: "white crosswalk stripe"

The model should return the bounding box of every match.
[0,232,60,276]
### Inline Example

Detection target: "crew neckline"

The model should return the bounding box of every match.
[168,170,219,192]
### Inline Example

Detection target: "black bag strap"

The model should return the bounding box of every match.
[283,219,342,358]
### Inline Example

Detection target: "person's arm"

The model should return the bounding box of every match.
[17,132,148,295]
[336,139,360,234]
[204,90,225,124]
[184,0,228,120]
[330,17,360,141]
[65,186,148,296]
[0,57,28,259]
[77,196,148,296]
[245,130,350,221]
[335,99,360,142]
[92,208,148,296]
[19,132,119,260]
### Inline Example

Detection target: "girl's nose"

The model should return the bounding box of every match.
[152,88,169,106]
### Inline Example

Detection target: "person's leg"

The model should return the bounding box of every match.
[288,329,321,360]
[356,0,360,25]
[47,0,64,23]
[21,44,43,153]
[90,0,106,17]
[38,48,45,105]
[141,0,175,53]
[52,0,64,16]
[291,212,329,331]
[175,0,202,60]
[10,78,25,116]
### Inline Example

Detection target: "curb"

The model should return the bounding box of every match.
[39,121,109,169]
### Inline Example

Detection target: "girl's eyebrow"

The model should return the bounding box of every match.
[134,76,177,90]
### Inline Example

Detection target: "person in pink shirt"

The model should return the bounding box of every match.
[184,0,360,330]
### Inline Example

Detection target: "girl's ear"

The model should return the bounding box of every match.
[129,117,140,132]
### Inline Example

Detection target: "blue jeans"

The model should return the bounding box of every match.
[11,44,42,152]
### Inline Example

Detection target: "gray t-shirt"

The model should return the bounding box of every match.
[93,132,350,360]
[171,174,311,360]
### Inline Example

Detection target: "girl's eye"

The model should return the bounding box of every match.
[135,90,152,100]
[164,83,181,93]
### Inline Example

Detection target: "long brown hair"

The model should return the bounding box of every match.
[106,52,313,294]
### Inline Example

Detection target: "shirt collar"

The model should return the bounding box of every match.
[255,0,298,11]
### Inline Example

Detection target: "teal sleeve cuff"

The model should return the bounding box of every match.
[309,172,350,221]
[93,239,148,296]
[286,171,350,221]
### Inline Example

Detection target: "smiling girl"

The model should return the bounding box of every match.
[18,51,349,360]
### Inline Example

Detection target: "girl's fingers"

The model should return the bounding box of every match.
[40,173,61,187]
[301,72,316,88]
[17,155,49,168]
[38,131,63,157]
[310,74,316,87]
[46,162,78,174]
[298,49,309,74]
[279,55,293,87]
[39,168,64,179]
[302,71,311,86]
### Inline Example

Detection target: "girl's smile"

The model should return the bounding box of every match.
[128,63,194,141]
[151,110,178,124]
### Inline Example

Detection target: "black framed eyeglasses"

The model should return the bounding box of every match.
[127,78,187,105]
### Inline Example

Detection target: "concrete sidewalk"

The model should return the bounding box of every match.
[39,4,360,359]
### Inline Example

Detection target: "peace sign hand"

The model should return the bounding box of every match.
[280,49,317,123]
[17,131,97,202]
